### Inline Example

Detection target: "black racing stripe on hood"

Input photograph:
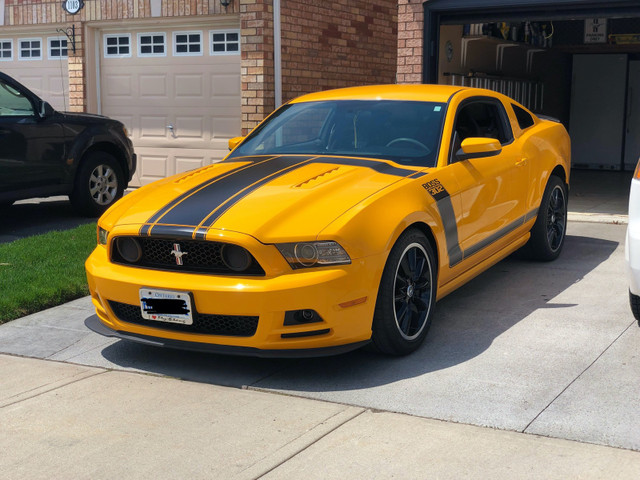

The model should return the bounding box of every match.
[142,155,426,238]
[139,161,259,236]
[146,156,314,235]
[189,156,426,239]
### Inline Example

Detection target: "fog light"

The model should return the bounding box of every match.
[221,244,252,272]
[116,237,142,263]
[284,309,323,325]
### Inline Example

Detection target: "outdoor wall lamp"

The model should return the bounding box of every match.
[220,0,231,6]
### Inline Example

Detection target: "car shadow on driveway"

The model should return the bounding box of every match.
[0,198,93,244]
[97,231,620,393]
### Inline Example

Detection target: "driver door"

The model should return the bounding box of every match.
[446,97,529,266]
[0,76,65,192]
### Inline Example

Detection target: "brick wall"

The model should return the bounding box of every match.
[240,0,274,134]
[279,0,398,103]
[397,0,423,84]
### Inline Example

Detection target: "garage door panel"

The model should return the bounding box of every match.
[100,25,240,187]
[104,74,134,98]
[139,75,168,98]
[137,153,168,184]
[135,147,230,186]
[176,156,206,174]
[139,115,170,140]
[175,116,205,139]
[175,74,204,97]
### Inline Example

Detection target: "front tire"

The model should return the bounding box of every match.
[71,152,124,217]
[371,229,437,355]
[526,175,567,261]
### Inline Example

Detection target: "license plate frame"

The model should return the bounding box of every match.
[139,288,193,325]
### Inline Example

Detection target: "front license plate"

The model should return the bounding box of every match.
[139,288,193,325]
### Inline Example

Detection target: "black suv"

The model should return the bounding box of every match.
[0,72,136,216]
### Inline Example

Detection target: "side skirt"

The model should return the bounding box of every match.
[435,231,531,301]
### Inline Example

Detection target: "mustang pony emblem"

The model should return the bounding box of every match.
[170,243,188,265]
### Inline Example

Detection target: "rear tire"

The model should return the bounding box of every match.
[526,175,567,261]
[371,229,437,355]
[70,152,124,217]
[630,291,640,326]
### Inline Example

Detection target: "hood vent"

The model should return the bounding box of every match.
[174,163,220,184]
[294,167,342,189]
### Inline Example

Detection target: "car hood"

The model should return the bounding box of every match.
[103,155,422,243]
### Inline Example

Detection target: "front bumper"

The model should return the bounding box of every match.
[85,315,369,357]
[85,245,385,356]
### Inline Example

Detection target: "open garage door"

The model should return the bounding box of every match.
[0,31,69,111]
[98,24,241,187]
[424,0,640,171]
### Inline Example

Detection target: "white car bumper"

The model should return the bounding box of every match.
[626,177,640,295]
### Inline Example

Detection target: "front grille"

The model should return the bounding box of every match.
[109,301,259,337]
[111,237,265,276]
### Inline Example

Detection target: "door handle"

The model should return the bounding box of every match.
[516,157,527,166]
[166,124,176,138]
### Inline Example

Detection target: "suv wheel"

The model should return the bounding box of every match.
[71,152,124,217]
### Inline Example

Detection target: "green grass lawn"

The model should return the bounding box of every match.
[0,223,97,324]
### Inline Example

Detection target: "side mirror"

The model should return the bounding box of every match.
[228,136,244,151]
[456,137,502,162]
[38,101,54,118]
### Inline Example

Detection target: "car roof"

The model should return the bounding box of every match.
[289,84,471,104]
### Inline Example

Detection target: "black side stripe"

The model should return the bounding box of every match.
[423,179,463,267]
[425,178,538,268]
[462,208,538,261]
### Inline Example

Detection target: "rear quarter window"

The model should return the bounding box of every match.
[512,103,535,130]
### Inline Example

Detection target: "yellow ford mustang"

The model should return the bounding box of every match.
[85,85,570,357]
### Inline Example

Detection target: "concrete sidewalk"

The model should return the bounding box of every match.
[1,354,639,479]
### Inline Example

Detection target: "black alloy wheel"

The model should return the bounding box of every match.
[546,184,566,253]
[371,229,436,355]
[526,175,568,261]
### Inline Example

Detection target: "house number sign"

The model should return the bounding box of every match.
[62,0,85,15]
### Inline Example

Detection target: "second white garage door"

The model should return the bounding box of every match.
[98,25,241,186]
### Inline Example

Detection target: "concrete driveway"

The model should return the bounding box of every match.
[1,220,637,453]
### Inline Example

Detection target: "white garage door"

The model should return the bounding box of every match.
[0,33,69,111]
[99,26,241,187]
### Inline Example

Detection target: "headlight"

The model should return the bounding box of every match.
[98,227,109,246]
[276,241,351,269]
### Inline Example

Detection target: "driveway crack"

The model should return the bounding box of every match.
[522,320,635,433]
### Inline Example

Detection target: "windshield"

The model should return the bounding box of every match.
[229,100,446,167]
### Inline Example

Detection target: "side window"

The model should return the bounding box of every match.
[0,80,34,116]
[450,99,513,162]
[512,103,535,130]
